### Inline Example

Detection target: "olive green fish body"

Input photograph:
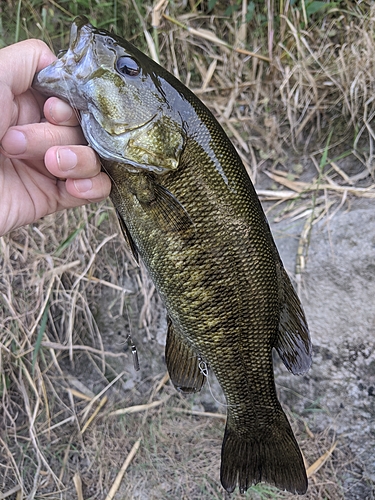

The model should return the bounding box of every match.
[107,116,306,493]
[33,17,312,494]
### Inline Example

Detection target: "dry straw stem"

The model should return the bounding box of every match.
[80,395,108,434]
[67,388,92,401]
[152,0,169,29]
[104,438,141,500]
[0,485,22,500]
[172,407,226,420]
[71,273,133,292]
[109,396,171,416]
[265,170,375,199]
[73,472,84,500]
[307,441,338,478]
[41,340,129,359]
[153,370,170,394]
[36,415,75,437]
[163,13,271,62]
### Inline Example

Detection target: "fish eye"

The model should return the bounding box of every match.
[116,56,140,77]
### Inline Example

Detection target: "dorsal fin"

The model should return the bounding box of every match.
[275,267,312,375]
[165,318,206,394]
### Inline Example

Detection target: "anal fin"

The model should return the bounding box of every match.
[276,267,312,375]
[165,318,206,394]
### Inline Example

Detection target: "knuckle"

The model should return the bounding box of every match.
[43,125,62,146]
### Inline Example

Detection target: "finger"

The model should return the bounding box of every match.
[1,121,86,158]
[44,97,80,126]
[14,90,44,126]
[62,171,112,205]
[0,39,56,95]
[45,145,102,179]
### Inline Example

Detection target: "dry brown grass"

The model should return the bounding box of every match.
[1,1,375,498]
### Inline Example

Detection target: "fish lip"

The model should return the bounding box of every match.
[33,17,94,90]
[32,17,98,105]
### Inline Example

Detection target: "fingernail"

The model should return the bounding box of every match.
[50,99,73,123]
[74,178,93,193]
[57,148,77,171]
[1,130,27,155]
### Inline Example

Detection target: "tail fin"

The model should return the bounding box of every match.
[220,415,307,495]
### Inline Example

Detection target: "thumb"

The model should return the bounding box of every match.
[0,39,56,95]
[0,39,57,141]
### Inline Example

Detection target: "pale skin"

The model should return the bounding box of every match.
[0,39,112,237]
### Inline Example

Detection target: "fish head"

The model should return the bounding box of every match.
[33,16,186,173]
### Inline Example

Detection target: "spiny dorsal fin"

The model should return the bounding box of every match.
[165,318,206,394]
[275,267,312,375]
[115,209,139,265]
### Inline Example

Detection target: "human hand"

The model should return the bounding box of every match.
[0,39,111,237]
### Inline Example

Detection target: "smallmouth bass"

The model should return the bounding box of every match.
[33,16,312,494]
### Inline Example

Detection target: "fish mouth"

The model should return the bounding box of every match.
[32,16,96,103]
[55,16,96,81]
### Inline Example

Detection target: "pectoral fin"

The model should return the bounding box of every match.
[130,174,195,238]
[145,182,194,237]
[115,209,139,265]
[165,318,206,393]
[275,268,312,375]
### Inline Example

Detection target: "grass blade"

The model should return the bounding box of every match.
[32,301,49,376]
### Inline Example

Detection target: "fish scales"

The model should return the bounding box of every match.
[33,16,312,495]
